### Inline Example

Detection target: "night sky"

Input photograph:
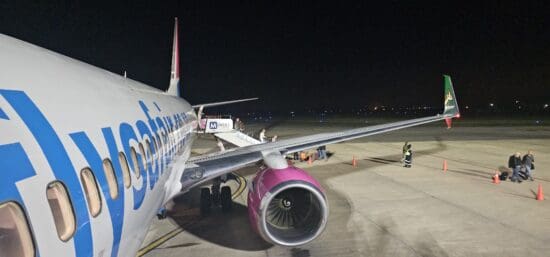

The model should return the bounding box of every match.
[1,1,549,114]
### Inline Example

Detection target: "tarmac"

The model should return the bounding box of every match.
[139,121,550,257]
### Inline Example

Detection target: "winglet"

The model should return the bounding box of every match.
[166,17,180,97]
[442,75,460,128]
[442,75,460,118]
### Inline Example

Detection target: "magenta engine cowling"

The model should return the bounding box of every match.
[247,166,329,246]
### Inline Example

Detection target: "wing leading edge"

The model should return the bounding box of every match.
[181,75,460,190]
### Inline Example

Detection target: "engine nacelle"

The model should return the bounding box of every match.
[247,166,328,246]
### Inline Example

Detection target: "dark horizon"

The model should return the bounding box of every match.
[1,1,549,114]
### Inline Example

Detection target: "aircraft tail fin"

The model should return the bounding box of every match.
[166,17,180,97]
[442,75,460,118]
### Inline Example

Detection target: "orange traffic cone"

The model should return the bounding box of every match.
[492,171,500,184]
[537,184,544,201]
[443,160,448,172]
[352,156,357,167]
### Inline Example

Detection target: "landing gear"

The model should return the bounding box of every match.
[220,186,232,212]
[211,182,221,205]
[200,187,211,217]
[199,181,234,216]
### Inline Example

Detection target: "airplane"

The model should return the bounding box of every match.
[0,18,460,257]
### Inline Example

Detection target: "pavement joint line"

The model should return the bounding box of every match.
[136,227,184,257]
[138,173,247,257]
[232,172,247,199]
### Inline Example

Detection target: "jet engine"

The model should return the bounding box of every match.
[247,166,328,246]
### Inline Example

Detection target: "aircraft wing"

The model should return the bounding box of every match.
[191,97,258,108]
[181,75,460,190]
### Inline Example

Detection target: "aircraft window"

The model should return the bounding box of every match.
[80,168,102,217]
[130,147,141,178]
[46,181,76,241]
[118,152,131,188]
[157,134,162,156]
[156,134,162,151]
[151,137,158,158]
[102,159,119,199]
[145,139,154,167]
[0,201,35,257]
[161,132,166,149]
[139,143,147,170]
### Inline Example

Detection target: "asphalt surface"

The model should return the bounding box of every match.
[140,122,550,257]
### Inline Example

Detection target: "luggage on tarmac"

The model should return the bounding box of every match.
[499,171,509,181]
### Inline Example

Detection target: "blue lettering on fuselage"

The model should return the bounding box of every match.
[1,89,93,257]
[0,107,8,119]
[136,120,158,190]
[70,131,126,257]
[0,89,192,257]
[0,143,41,257]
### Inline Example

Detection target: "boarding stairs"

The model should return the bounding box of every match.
[214,130,261,147]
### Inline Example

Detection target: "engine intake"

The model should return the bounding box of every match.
[247,166,328,246]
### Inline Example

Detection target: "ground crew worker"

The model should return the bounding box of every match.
[403,144,412,168]
[401,141,409,163]
[271,135,278,142]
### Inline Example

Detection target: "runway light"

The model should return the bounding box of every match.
[489,103,494,107]
[544,104,549,109]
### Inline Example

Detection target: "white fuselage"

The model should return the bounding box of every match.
[0,34,197,257]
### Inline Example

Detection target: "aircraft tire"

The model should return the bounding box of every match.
[200,187,212,217]
[221,186,232,212]
[212,183,221,206]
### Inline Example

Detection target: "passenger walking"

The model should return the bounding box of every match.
[234,117,245,132]
[508,152,523,182]
[522,150,535,181]
[403,144,412,168]
[234,118,241,130]
[259,129,266,143]
[217,139,225,152]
